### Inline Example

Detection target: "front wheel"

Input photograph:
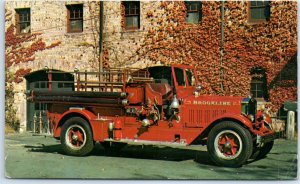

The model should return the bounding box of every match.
[61,117,94,156]
[207,122,253,167]
[252,141,274,160]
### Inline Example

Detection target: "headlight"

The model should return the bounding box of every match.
[247,114,255,122]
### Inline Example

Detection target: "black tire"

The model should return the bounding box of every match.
[60,117,94,156]
[252,141,274,160]
[207,121,253,167]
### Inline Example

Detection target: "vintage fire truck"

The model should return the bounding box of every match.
[27,64,275,167]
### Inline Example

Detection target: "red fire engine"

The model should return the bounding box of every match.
[27,64,275,167]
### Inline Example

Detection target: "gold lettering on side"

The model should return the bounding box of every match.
[188,101,232,106]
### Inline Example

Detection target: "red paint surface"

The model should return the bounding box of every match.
[44,64,274,145]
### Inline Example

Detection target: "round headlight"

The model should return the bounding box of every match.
[248,114,255,122]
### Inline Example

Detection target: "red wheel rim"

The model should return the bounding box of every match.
[214,130,242,160]
[65,125,86,150]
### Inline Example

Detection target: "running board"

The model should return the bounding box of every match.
[103,138,188,147]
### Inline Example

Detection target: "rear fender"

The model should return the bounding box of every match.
[53,109,97,138]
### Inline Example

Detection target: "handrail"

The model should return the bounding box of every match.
[41,68,151,92]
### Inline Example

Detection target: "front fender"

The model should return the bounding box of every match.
[211,113,254,131]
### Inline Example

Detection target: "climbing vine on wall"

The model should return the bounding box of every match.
[5,24,61,82]
[5,9,61,130]
[222,1,297,113]
[134,1,296,114]
[136,1,223,95]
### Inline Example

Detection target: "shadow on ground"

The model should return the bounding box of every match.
[25,143,214,166]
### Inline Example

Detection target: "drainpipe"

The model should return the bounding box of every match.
[99,1,104,82]
[220,0,225,91]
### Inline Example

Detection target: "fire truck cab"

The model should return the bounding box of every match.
[27,64,275,167]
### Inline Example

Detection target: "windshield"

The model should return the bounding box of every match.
[174,67,196,87]
[147,66,196,87]
[174,67,185,86]
[186,69,195,86]
[147,66,173,86]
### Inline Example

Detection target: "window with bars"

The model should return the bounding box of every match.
[185,1,202,24]
[123,1,140,30]
[15,8,31,34]
[249,1,270,22]
[66,4,83,33]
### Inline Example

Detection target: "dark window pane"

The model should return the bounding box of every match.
[124,1,139,15]
[123,1,140,29]
[70,8,83,19]
[125,16,133,27]
[34,82,39,88]
[67,4,83,32]
[175,68,185,86]
[264,1,270,6]
[19,23,30,33]
[125,16,139,28]
[251,1,257,6]
[16,8,30,34]
[186,69,194,86]
[191,3,198,11]
[40,82,46,88]
[76,10,80,17]
[250,1,270,20]
[250,69,266,98]
[186,12,200,24]
[129,9,134,15]
[257,91,263,98]
[70,20,83,31]
[185,1,202,24]
[20,14,25,21]
[256,83,263,90]
[251,8,261,19]
[34,103,40,110]
[264,5,271,19]
[257,1,263,6]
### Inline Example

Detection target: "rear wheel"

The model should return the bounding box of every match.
[207,122,253,167]
[61,117,94,156]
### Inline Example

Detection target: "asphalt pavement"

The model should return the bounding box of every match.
[4,133,298,179]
